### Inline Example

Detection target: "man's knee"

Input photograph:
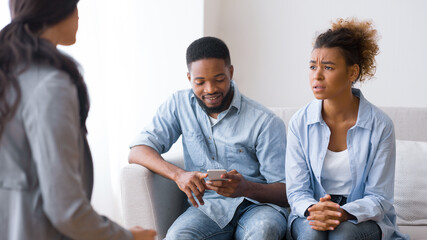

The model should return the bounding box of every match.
[165,229,196,240]
[256,219,286,238]
[166,219,198,240]
[166,206,233,240]
[165,207,206,240]
[238,220,286,240]
[237,207,287,240]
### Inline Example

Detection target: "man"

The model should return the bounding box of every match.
[129,36,288,239]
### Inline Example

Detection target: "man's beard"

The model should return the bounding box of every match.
[194,85,234,115]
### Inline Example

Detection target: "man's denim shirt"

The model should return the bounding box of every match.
[131,83,287,228]
[285,88,408,239]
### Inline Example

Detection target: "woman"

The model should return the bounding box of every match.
[285,18,408,239]
[0,0,155,239]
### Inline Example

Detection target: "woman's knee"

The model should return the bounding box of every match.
[291,218,327,240]
[329,221,381,240]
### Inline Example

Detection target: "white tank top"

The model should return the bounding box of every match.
[321,149,352,196]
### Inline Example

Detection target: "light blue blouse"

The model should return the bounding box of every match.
[285,88,408,239]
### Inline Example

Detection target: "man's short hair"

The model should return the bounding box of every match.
[186,36,231,70]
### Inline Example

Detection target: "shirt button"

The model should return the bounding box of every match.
[239,149,243,153]
[211,157,214,160]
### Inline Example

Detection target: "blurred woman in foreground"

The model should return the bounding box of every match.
[0,0,155,239]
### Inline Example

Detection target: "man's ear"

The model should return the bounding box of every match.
[349,64,360,83]
[229,65,234,80]
[187,72,191,82]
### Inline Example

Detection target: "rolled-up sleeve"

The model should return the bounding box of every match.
[22,70,133,240]
[256,114,287,183]
[130,94,182,154]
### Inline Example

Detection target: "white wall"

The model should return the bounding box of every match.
[62,0,203,225]
[204,0,427,108]
[0,1,9,31]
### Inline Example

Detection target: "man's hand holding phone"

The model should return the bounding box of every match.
[206,169,249,198]
[207,169,227,181]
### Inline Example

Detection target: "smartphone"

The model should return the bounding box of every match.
[207,169,227,181]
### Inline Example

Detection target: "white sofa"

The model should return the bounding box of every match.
[121,107,427,240]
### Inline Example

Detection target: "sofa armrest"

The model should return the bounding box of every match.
[120,156,186,239]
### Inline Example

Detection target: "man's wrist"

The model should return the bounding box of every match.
[171,168,185,182]
[241,179,254,198]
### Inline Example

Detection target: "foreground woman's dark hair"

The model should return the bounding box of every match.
[0,0,89,137]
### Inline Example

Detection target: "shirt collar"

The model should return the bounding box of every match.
[229,81,242,114]
[306,88,372,130]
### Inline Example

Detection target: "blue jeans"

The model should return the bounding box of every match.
[291,217,382,240]
[165,200,287,240]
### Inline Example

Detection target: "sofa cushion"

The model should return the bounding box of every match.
[394,140,427,225]
[398,225,427,240]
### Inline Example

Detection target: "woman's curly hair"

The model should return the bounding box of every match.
[314,18,380,83]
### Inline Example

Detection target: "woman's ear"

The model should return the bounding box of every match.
[349,64,360,83]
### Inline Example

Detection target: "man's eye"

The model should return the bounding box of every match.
[195,81,203,85]
[325,66,333,70]
[309,65,316,70]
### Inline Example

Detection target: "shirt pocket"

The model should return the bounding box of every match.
[183,131,207,168]
[225,145,258,176]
